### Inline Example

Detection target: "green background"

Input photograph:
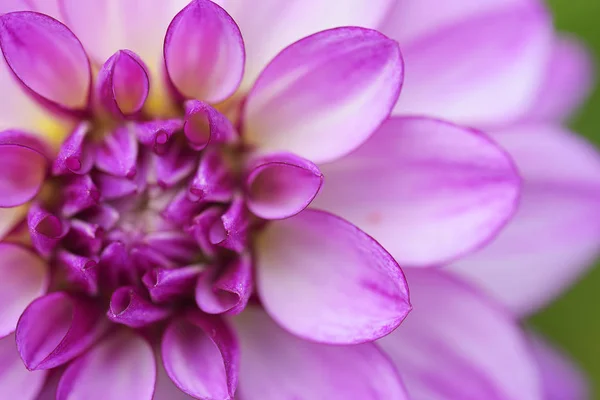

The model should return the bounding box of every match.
[532,0,600,397]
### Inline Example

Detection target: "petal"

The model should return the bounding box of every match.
[530,335,589,400]
[27,204,68,257]
[189,148,234,203]
[143,265,203,304]
[57,330,156,400]
[164,0,245,103]
[183,100,237,151]
[209,196,250,253]
[154,356,195,400]
[377,268,543,400]
[245,153,323,220]
[255,208,410,344]
[56,250,98,295]
[449,124,600,315]
[135,119,183,155]
[0,243,48,338]
[314,117,520,267]
[16,292,106,370]
[0,11,91,112]
[107,286,171,328]
[0,334,46,400]
[60,174,100,217]
[391,4,552,128]
[216,0,395,90]
[243,27,403,164]
[96,49,149,117]
[0,206,26,239]
[234,307,408,400]
[154,140,198,189]
[161,312,239,399]
[524,35,594,122]
[52,123,94,176]
[95,125,138,178]
[196,254,253,315]
[0,130,47,207]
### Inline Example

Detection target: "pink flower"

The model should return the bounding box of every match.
[0,0,594,399]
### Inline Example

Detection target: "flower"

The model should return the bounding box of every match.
[0,1,595,400]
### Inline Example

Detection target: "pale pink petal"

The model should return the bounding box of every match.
[153,356,195,400]
[524,35,595,122]
[378,268,543,400]
[391,3,552,128]
[0,131,47,207]
[0,243,48,338]
[215,0,395,90]
[243,27,403,164]
[234,306,409,400]
[255,209,410,344]
[450,124,600,315]
[314,117,520,267]
[0,11,91,112]
[245,153,323,220]
[379,0,532,46]
[56,330,155,400]
[161,312,238,399]
[0,206,25,239]
[530,335,589,400]
[0,334,46,400]
[164,0,245,104]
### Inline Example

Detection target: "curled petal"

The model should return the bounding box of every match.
[56,250,98,295]
[107,287,171,328]
[80,204,119,231]
[378,269,543,400]
[162,189,204,227]
[64,219,104,256]
[27,204,68,257]
[143,265,204,303]
[95,125,138,178]
[256,209,410,344]
[245,153,323,220]
[184,100,237,151]
[144,231,198,266]
[196,254,253,315]
[162,312,239,399]
[52,123,94,176]
[16,292,106,370]
[135,119,183,155]
[0,243,48,338]
[96,49,149,117]
[450,125,600,315]
[189,148,234,203]
[209,196,249,253]
[243,27,403,164]
[314,117,520,267]
[98,241,134,289]
[61,174,100,217]
[164,0,245,103]
[187,206,224,257]
[0,130,47,207]
[155,140,198,188]
[94,172,138,200]
[391,4,552,127]
[0,334,46,400]
[234,307,409,400]
[0,11,91,112]
[57,330,156,400]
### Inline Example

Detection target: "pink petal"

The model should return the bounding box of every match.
[143,265,204,304]
[164,0,245,103]
[154,356,195,400]
[216,0,395,90]
[243,27,403,164]
[530,335,589,400]
[196,254,253,315]
[55,250,98,296]
[0,334,46,400]
[189,148,234,203]
[377,268,543,400]
[314,117,520,267]
[95,125,138,178]
[57,330,156,400]
[135,119,183,155]
[449,124,600,315]
[245,153,323,220]
[209,196,250,253]
[16,292,106,370]
[0,243,48,338]
[0,130,48,207]
[27,204,68,257]
[0,11,91,112]
[60,174,100,217]
[524,35,595,122]
[183,100,237,151]
[390,3,552,127]
[161,312,239,399]
[52,123,94,176]
[234,306,408,399]
[255,208,410,344]
[107,286,171,328]
[96,49,149,117]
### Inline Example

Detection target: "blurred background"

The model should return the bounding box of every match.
[532,0,600,396]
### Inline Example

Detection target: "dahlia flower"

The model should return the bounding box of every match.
[0,0,596,399]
